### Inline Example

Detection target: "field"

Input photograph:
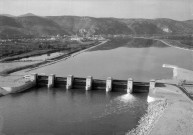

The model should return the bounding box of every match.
[0,38,100,75]
[0,38,98,61]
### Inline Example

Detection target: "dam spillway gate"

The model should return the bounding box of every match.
[26,73,157,93]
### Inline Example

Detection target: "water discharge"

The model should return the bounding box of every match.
[0,88,147,135]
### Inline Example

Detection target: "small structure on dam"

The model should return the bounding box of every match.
[26,73,156,93]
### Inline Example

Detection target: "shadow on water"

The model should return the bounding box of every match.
[0,87,148,135]
[89,38,168,51]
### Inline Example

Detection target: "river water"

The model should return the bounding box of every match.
[29,38,193,81]
[0,38,192,135]
[0,88,147,135]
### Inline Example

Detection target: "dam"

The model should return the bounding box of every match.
[23,73,155,93]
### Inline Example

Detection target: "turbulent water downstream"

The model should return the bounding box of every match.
[0,38,192,135]
[0,88,148,135]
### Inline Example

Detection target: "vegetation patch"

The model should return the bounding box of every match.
[0,41,101,75]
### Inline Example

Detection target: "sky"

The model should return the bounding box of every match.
[0,0,193,20]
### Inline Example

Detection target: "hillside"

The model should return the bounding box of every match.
[119,18,193,35]
[17,16,68,36]
[1,15,193,38]
[47,16,133,35]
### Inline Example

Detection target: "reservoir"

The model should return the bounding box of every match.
[0,38,192,135]
[29,38,193,81]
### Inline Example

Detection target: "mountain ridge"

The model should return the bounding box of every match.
[0,14,193,38]
[19,13,38,17]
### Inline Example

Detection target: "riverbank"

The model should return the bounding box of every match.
[157,39,193,52]
[149,84,193,135]
[126,61,193,135]
[133,36,193,51]
[0,74,34,96]
[0,49,61,62]
[126,83,193,135]
[126,99,168,135]
[0,40,98,62]
[0,40,107,75]
[26,40,109,72]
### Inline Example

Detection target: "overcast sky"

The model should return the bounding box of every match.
[0,0,193,20]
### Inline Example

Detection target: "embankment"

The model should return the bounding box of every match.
[0,49,59,62]
[0,40,108,75]
[126,99,168,135]
[127,82,193,135]
[0,78,36,96]
[26,40,108,72]
[126,64,193,135]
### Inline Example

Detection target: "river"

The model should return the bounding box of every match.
[0,88,147,135]
[28,38,193,81]
[0,38,192,135]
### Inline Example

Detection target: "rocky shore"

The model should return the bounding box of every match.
[127,82,193,135]
[126,99,168,135]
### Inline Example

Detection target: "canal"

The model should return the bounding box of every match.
[0,38,192,135]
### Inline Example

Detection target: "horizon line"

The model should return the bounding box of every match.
[0,13,192,21]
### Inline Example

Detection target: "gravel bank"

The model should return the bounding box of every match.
[126,99,168,135]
